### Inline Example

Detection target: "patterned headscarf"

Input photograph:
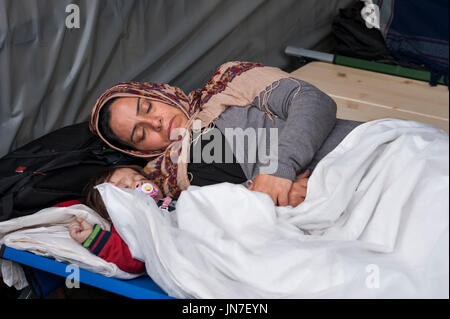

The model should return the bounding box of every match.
[90,61,292,197]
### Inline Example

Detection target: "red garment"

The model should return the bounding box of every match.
[53,200,83,207]
[93,226,145,274]
[55,200,145,274]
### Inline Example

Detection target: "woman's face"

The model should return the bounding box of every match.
[108,168,162,199]
[109,97,188,151]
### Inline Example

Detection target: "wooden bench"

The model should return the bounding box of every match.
[291,62,449,132]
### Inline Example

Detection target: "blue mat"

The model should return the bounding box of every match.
[0,245,172,299]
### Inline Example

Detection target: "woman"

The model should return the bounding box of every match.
[90,61,362,206]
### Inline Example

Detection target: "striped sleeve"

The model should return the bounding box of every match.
[82,225,145,274]
[82,224,111,255]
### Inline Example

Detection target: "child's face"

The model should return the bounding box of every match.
[108,168,162,199]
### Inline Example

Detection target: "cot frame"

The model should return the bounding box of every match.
[0,245,172,299]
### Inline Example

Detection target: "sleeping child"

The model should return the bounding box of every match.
[69,164,309,274]
[68,165,175,274]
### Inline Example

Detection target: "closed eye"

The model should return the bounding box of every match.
[141,127,146,141]
[146,102,152,113]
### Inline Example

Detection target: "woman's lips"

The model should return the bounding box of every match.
[168,116,184,141]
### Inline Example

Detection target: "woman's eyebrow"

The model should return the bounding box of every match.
[136,97,141,115]
[130,98,141,143]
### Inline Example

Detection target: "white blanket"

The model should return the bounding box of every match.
[96,119,449,298]
[1,119,448,298]
[0,204,138,289]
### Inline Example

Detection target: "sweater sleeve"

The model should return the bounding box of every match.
[254,78,337,180]
[82,224,145,274]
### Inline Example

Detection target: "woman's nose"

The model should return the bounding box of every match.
[143,115,162,131]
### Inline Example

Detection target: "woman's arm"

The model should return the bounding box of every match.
[256,78,337,181]
[249,78,336,205]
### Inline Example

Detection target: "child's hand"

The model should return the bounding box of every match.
[69,218,93,244]
[288,170,311,207]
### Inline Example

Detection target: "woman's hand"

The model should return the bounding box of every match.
[288,170,311,207]
[248,174,293,206]
[69,218,93,244]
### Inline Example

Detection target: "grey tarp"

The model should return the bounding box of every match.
[0,0,354,157]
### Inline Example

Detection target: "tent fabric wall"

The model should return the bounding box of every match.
[0,0,354,158]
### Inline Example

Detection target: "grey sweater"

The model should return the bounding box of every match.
[213,78,362,181]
